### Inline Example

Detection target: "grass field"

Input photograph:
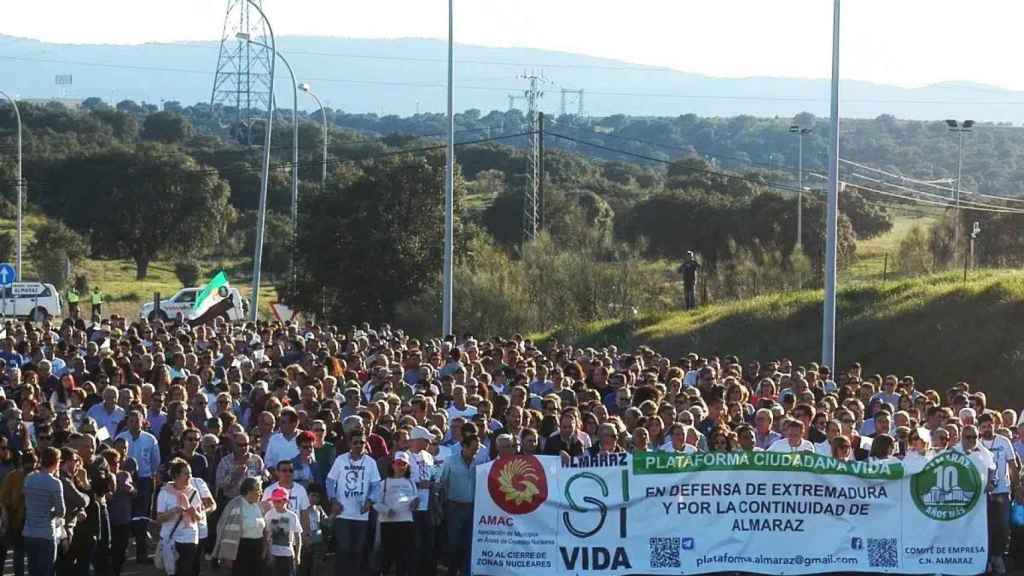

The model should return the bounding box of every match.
[840,212,938,283]
[537,268,1024,404]
[0,210,279,320]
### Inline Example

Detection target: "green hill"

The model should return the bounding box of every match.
[545,270,1024,405]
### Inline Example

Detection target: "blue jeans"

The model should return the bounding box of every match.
[132,476,155,561]
[334,518,368,576]
[24,537,56,576]
[446,502,474,576]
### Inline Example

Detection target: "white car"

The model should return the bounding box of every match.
[140,286,247,322]
[0,282,63,321]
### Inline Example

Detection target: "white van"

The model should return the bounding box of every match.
[0,282,63,321]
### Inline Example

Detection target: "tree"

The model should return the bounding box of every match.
[29,220,90,289]
[240,210,293,279]
[174,260,201,287]
[287,154,465,324]
[81,97,109,111]
[141,111,194,144]
[53,144,230,279]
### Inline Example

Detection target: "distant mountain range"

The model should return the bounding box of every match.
[2,34,1024,122]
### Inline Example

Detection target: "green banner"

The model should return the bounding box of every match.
[633,450,903,480]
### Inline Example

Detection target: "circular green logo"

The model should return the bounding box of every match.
[911,451,982,521]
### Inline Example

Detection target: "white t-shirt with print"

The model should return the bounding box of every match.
[265,507,302,557]
[408,450,434,512]
[326,452,381,521]
[980,434,1016,494]
[262,481,311,516]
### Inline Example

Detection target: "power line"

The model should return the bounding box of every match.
[9,54,1024,105]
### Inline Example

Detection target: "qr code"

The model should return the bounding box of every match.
[649,537,681,568]
[868,538,898,568]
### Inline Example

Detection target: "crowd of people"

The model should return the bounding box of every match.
[0,312,1020,576]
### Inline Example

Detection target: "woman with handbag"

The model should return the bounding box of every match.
[213,476,266,576]
[155,458,201,576]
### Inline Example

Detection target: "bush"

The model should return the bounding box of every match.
[896,225,933,275]
[174,260,201,287]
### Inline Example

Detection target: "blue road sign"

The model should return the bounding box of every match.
[0,264,15,287]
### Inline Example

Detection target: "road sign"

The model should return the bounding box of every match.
[0,264,15,287]
[11,283,37,296]
[270,302,297,322]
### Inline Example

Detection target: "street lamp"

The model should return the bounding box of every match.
[242,0,276,322]
[0,90,21,281]
[945,119,974,254]
[237,32,299,283]
[442,0,455,337]
[822,0,841,372]
[299,83,328,185]
[788,125,813,247]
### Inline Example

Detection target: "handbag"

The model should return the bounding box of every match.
[155,489,197,575]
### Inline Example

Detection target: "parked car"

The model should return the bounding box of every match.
[139,286,247,322]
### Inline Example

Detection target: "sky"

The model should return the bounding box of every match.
[4,0,1024,90]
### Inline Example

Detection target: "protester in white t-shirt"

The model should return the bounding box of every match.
[660,423,698,454]
[262,459,311,532]
[446,386,477,421]
[979,414,1018,575]
[376,451,419,576]
[325,432,381,576]
[768,420,814,452]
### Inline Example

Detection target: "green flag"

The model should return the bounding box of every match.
[193,270,229,314]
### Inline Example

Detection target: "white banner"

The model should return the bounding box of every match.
[471,450,987,575]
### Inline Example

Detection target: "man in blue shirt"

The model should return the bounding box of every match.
[87,387,125,438]
[437,429,481,576]
[114,410,160,564]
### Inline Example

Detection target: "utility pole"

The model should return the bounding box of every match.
[560,88,584,116]
[789,125,813,247]
[946,119,974,256]
[821,0,841,372]
[442,0,455,336]
[522,71,546,244]
[246,0,275,322]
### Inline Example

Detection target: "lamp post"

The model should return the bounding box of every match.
[237,32,298,282]
[822,0,841,372]
[789,125,812,247]
[945,119,974,255]
[442,0,455,337]
[0,90,21,281]
[243,0,275,322]
[299,83,328,184]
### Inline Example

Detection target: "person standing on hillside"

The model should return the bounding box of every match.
[66,287,79,320]
[90,287,103,322]
[677,251,701,310]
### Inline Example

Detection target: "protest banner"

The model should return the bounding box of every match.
[471,451,987,575]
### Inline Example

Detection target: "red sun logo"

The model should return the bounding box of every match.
[487,454,548,515]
